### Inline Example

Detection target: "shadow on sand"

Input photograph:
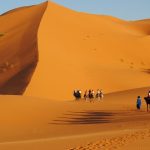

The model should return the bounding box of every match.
[142,69,150,74]
[50,110,114,125]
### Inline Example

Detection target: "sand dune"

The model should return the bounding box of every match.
[25,1,150,100]
[0,2,150,100]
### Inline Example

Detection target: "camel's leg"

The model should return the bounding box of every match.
[147,104,149,112]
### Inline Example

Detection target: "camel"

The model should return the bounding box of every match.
[144,97,150,112]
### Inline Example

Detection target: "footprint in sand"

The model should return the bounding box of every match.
[0,61,15,73]
[129,61,136,69]
[69,129,150,150]
[130,62,134,65]
[130,66,134,69]
[92,48,97,53]
[120,58,124,63]
[141,61,145,66]
[83,35,91,40]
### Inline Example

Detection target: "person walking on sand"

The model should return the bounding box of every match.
[91,90,95,98]
[88,89,92,99]
[73,89,78,100]
[88,89,93,102]
[148,91,150,97]
[100,90,104,99]
[96,89,101,100]
[136,96,142,110]
[78,90,82,99]
[90,90,95,102]
[73,89,81,100]
[84,90,88,100]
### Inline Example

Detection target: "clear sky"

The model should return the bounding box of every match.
[0,0,47,14]
[0,0,150,20]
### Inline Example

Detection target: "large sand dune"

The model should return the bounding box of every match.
[0,2,150,100]
[25,1,150,100]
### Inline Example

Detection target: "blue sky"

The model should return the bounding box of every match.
[0,0,46,14]
[0,0,150,20]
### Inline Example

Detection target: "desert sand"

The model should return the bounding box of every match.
[0,87,150,150]
[0,1,150,150]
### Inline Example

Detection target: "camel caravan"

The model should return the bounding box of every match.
[73,89,104,102]
[73,89,150,111]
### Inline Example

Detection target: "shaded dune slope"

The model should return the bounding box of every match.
[0,2,47,94]
[131,19,150,35]
[25,2,150,100]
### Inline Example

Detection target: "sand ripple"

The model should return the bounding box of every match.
[68,129,150,150]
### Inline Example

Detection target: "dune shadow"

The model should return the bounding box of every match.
[50,110,114,125]
[142,69,150,74]
[0,62,37,94]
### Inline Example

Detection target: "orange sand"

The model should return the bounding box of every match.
[0,1,150,150]
[0,87,150,150]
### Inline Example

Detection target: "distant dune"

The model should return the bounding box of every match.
[131,19,150,35]
[0,2,150,100]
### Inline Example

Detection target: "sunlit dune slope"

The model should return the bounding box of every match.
[0,2,47,94]
[25,2,150,100]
